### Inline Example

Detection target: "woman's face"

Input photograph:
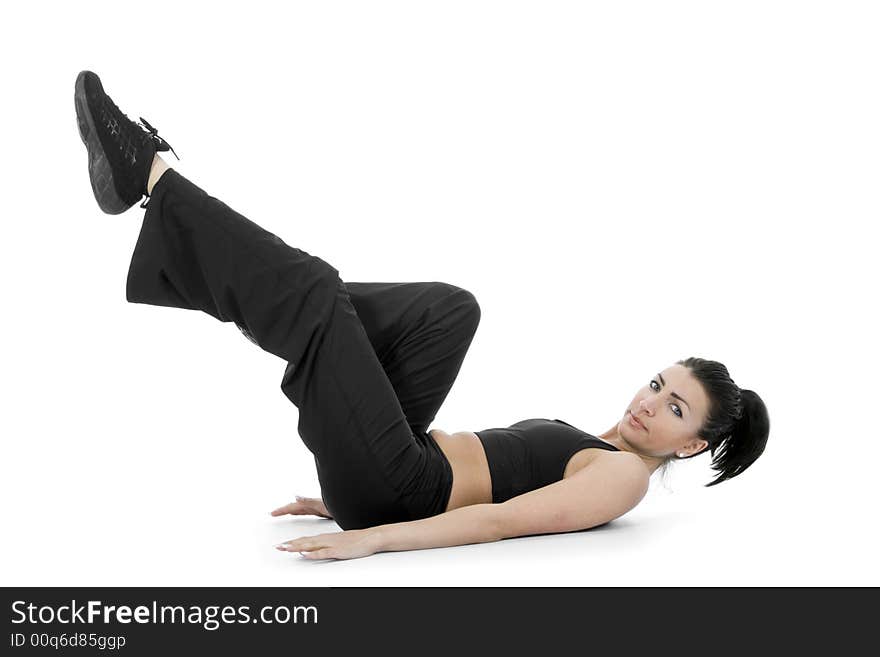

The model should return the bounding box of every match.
[619,364,711,459]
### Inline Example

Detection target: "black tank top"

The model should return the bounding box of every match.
[474,418,620,503]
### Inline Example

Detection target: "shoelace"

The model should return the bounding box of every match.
[137,117,180,209]
[138,116,180,161]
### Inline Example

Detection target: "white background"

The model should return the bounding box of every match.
[2,1,877,586]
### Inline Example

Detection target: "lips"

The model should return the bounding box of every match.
[628,411,646,431]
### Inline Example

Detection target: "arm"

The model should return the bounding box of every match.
[276,491,505,546]
[373,503,505,553]
[494,451,650,539]
[372,452,648,550]
[276,452,648,560]
[276,503,505,560]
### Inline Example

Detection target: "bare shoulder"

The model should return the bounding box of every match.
[582,450,650,504]
[592,449,651,481]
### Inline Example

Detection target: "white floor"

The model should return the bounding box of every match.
[3,1,878,587]
[5,457,875,587]
[3,346,876,586]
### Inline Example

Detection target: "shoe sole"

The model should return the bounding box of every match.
[74,71,131,215]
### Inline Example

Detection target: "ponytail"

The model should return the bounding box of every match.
[704,388,770,487]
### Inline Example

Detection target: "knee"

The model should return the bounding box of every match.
[460,288,481,332]
[442,284,481,335]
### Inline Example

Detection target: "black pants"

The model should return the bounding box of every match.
[126,169,480,530]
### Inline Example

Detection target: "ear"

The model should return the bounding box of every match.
[688,438,709,457]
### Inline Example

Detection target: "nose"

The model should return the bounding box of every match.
[639,398,656,415]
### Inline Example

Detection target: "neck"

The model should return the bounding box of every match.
[597,425,666,475]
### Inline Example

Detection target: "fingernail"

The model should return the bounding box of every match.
[275,544,287,549]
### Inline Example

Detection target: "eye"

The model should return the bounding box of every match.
[651,379,683,419]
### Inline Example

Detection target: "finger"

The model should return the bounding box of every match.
[276,537,328,551]
[301,548,336,560]
[270,502,311,516]
[270,503,296,516]
[297,497,327,514]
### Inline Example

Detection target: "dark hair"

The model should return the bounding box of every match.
[675,357,770,487]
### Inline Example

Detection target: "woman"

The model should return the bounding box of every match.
[74,71,770,561]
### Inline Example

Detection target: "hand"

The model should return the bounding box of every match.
[276,528,381,561]
[270,495,333,520]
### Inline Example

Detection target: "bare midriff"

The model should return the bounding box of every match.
[428,429,607,512]
[427,430,493,511]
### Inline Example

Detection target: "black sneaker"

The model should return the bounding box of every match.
[74,70,179,214]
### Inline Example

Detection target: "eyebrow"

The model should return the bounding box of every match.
[657,373,691,411]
